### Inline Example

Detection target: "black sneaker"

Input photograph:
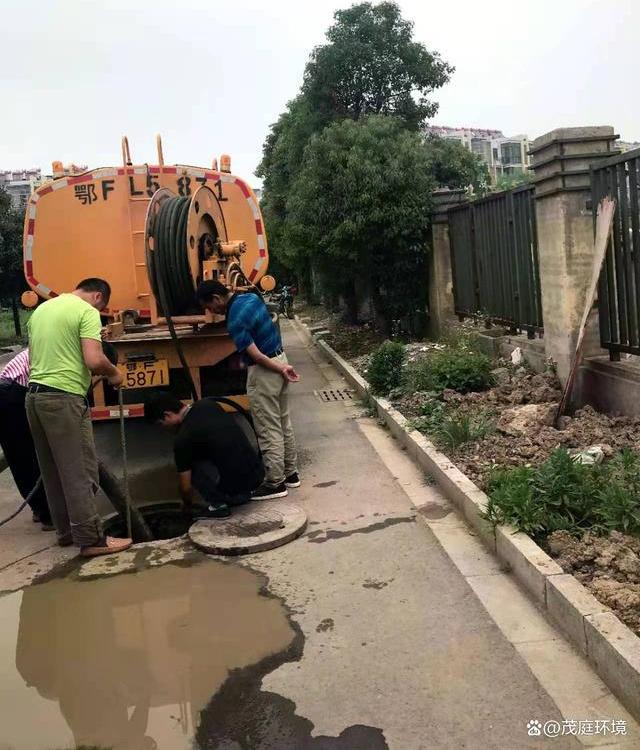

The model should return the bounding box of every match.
[194,504,231,519]
[285,472,301,489]
[252,482,288,500]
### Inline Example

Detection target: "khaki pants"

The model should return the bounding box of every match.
[26,391,103,547]
[246,353,298,487]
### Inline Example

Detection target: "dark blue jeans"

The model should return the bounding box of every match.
[191,461,252,508]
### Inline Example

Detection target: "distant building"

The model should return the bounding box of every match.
[617,140,640,154]
[425,126,531,183]
[0,168,48,208]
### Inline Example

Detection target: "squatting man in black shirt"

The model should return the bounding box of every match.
[144,391,264,518]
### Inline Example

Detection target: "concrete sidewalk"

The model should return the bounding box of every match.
[235,322,636,749]
[0,321,638,749]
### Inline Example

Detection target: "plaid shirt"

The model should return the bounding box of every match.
[226,293,282,357]
[0,349,30,387]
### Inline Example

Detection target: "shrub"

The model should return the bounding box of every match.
[484,448,640,541]
[433,412,492,451]
[405,348,493,394]
[367,341,406,395]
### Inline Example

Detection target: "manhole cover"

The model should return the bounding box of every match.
[188,502,307,556]
[315,388,353,402]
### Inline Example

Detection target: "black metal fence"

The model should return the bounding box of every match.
[448,185,543,334]
[591,148,640,359]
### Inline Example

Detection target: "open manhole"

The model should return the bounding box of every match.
[104,502,192,541]
[189,502,307,556]
[315,388,353,402]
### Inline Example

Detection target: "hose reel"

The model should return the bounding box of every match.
[146,185,233,317]
[144,184,250,401]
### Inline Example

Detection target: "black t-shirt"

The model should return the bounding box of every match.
[174,399,262,494]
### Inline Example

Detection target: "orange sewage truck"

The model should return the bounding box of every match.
[22,135,275,420]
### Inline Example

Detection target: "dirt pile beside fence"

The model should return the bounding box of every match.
[299,306,640,635]
[548,530,640,635]
[394,369,640,487]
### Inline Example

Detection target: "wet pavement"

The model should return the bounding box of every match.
[0,321,638,749]
[0,559,294,750]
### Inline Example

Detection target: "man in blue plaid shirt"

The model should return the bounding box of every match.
[196,281,301,500]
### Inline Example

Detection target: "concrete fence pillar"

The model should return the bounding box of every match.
[530,127,619,384]
[428,188,467,339]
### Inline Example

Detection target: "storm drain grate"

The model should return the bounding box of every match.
[315,388,353,403]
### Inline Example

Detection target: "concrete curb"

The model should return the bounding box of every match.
[295,319,640,722]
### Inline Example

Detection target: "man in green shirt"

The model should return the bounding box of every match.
[26,278,132,558]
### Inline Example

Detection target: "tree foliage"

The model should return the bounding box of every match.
[0,188,25,301]
[257,2,454,285]
[258,2,477,325]
[424,135,489,194]
[287,116,435,327]
[258,97,322,275]
[493,171,533,192]
[302,2,453,128]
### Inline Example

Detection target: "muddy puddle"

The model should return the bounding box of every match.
[0,559,295,750]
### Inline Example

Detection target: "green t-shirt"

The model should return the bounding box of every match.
[29,294,102,396]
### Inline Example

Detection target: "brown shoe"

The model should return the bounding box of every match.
[80,536,133,558]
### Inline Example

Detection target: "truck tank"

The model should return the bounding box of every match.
[22,136,276,420]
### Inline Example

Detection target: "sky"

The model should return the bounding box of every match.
[1,0,638,185]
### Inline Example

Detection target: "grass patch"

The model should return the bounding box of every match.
[0,307,30,346]
[484,448,640,542]
[434,412,493,451]
[409,399,494,451]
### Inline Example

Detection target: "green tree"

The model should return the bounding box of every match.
[0,188,26,337]
[425,134,489,193]
[302,2,453,128]
[286,116,435,329]
[258,97,322,287]
[257,2,453,286]
[493,171,533,192]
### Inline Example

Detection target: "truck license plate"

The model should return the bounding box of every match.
[118,359,169,389]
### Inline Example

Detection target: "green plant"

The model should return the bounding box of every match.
[405,348,493,394]
[358,393,378,418]
[408,399,492,451]
[367,341,406,395]
[438,326,482,353]
[483,448,640,541]
[595,450,640,533]
[411,398,447,432]
[433,412,492,451]
[483,465,546,538]
[0,307,30,345]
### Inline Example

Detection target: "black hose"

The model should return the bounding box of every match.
[153,196,194,316]
[150,196,199,402]
[207,396,252,423]
[0,477,42,528]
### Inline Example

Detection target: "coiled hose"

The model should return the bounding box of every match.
[148,196,199,401]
